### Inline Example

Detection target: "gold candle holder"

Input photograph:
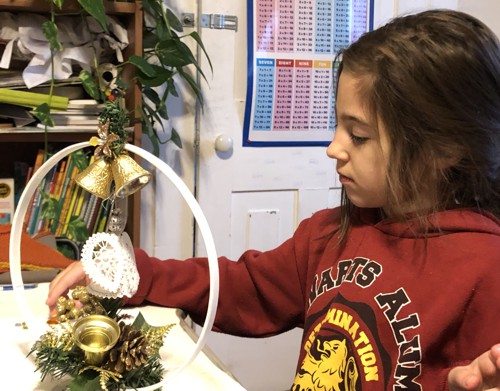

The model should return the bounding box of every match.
[73,315,120,365]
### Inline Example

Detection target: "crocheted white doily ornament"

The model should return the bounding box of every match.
[80,231,139,298]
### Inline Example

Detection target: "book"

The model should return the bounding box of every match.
[50,117,99,126]
[0,178,15,224]
[39,159,67,233]
[95,199,112,233]
[24,149,45,228]
[32,162,58,235]
[13,160,30,206]
[52,155,75,234]
[59,184,81,238]
[88,197,103,234]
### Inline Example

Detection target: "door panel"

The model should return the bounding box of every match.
[193,1,338,389]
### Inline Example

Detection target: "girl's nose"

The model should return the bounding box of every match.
[326,132,349,161]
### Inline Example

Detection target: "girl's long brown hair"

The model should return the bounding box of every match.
[335,10,500,241]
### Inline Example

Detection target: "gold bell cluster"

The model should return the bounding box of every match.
[75,119,151,199]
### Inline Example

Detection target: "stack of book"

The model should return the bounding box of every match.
[23,149,111,241]
[0,69,102,130]
[41,99,103,130]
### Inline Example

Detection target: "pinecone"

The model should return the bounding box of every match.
[103,322,150,373]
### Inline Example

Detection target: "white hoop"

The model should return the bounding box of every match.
[9,142,220,390]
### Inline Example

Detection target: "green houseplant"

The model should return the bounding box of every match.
[35,0,211,155]
[31,0,210,241]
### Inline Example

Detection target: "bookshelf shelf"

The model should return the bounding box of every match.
[0,0,137,14]
[0,0,143,247]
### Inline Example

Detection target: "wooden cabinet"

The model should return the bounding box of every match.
[0,0,144,246]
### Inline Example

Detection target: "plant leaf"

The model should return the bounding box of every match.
[31,103,55,127]
[143,88,168,120]
[132,312,147,329]
[142,0,164,22]
[79,70,100,100]
[69,371,101,391]
[156,40,193,68]
[166,8,183,33]
[128,55,157,77]
[40,193,60,220]
[67,216,89,242]
[143,87,161,106]
[170,128,183,149]
[141,119,160,156]
[143,100,167,124]
[71,151,90,172]
[77,0,109,33]
[52,0,64,10]
[166,78,179,98]
[142,29,160,49]
[188,31,213,74]
[129,56,174,87]
[178,68,204,106]
[42,21,63,52]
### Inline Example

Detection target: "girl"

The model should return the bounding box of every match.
[47,9,500,390]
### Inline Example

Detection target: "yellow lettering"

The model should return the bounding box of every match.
[325,307,336,323]
[333,309,344,325]
[354,331,370,347]
[357,344,373,356]
[348,321,359,338]
[338,311,353,331]
[364,365,379,381]
[360,352,376,366]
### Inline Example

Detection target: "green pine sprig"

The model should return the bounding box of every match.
[29,289,175,391]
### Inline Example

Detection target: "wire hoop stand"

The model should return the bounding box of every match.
[9,142,220,390]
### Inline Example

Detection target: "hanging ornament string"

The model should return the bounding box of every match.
[73,103,151,298]
[67,106,158,382]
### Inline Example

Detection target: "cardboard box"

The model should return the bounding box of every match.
[0,178,14,224]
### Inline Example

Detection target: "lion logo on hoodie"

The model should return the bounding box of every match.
[292,336,359,391]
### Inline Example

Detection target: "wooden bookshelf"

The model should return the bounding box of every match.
[0,0,143,246]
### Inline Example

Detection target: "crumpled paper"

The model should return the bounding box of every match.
[0,12,129,89]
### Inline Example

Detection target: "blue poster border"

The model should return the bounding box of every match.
[242,0,375,148]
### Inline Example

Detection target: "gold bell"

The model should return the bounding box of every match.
[75,158,113,199]
[111,154,152,198]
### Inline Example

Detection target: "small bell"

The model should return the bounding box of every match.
[75,158,113,199]
[111,154,152,198]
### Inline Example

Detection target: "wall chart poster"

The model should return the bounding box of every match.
[243,0,374,147]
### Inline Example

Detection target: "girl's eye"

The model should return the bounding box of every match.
[349,133,368,145]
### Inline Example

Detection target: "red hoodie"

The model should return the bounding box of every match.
[128,207,500,390]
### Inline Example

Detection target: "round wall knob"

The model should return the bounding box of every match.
[214,134,234,152]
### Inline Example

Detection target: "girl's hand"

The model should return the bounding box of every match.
[45,262,89,312]
[448,345,500,390]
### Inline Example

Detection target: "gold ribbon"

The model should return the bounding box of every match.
[89,119,120,158]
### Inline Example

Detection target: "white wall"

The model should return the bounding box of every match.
[458,0,500,37]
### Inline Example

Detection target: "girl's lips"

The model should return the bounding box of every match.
[338,174,354,184]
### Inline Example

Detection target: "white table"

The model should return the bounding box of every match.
[0,283,246,390]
